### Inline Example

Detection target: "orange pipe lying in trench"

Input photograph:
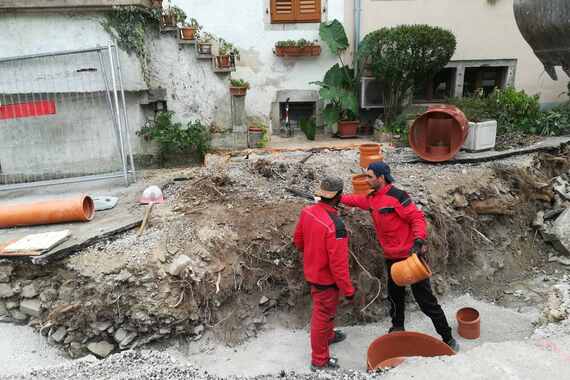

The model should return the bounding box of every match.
[0,194,95,228]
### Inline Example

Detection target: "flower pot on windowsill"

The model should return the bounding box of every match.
[197,42,212,55]
[229,86,248,97]
[180,27,197,40]
[274,45,321,57]
[217,55,231,68]
[338,120,359,138]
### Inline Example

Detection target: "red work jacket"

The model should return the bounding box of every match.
[293,202,355,297]
[341,184,427,259]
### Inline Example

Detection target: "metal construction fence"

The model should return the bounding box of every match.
[0,44,135,191]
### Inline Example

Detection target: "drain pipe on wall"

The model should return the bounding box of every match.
[353,0,362,76]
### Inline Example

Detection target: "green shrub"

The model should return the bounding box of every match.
[447,92,495,123]
[300,118,317,141]
[138,111,211,160]
[490,87,540,134]
[534,103,570,136]
[358,25,456,123]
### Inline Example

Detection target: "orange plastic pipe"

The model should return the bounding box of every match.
[0,194,95,228]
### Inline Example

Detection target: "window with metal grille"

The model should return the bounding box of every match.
[270,0,322,24]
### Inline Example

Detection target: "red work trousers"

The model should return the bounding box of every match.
[310,286,340,366]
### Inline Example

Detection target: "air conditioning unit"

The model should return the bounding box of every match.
[360,77,384,109]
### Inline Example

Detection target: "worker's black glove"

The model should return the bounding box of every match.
[409,239,426,256]
[410,238,430,264]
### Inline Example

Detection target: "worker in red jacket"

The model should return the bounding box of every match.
[341,162,459,352]
[293,176,355,371]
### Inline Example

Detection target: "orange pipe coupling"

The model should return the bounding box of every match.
[0,194,95,228]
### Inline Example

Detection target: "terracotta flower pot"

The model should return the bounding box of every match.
[217,55,231,68]
[198,43,212,55]
[367,331,456,371]
[180,27,197,40]
[229,86,248,97]
[352,174,372,195]
[338,120,359,138]
[391,254,432,286]
[456,307,481,339]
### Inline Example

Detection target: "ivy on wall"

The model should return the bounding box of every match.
[102,6,161,85]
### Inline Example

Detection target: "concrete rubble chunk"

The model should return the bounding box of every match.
[0,283,14,298]
[113,328,128,344]
[0,265,14,283]
[167,255,192,277]
[0,301,8,316]
[551,209,570,255]
[119,332,138,349]
[91,321,113,332]
[20,298,42,317]
[51,326,67,343]
[259,296,269,305]
[21,284,38,298]
[87,341,115,358]
[6,301,18,310]
[10,310,29,321]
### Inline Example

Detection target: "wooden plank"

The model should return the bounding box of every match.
[4,230,71,253]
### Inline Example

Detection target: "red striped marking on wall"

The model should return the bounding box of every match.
[0,100,56,120]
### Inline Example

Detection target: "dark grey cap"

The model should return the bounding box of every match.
[315,176,344,199]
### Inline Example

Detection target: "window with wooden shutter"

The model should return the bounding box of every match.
[270,0,322,24]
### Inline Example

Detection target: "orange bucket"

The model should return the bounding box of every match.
[367,331,456,371]
[351,174,372,195]
[456,307,480,339]
[391,254,432,286]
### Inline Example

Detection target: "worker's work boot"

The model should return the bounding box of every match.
[329,329,346,345]
[444,337,460,352]
[311,357,340,372]
[388,325,405,333]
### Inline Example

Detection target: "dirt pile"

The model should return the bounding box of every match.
[1,144,569,359]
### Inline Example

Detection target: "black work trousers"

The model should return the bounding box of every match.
[385,258,452,341]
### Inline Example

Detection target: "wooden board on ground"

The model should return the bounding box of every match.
[3,230,71,253]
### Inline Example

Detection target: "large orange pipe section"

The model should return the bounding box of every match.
[409,105,469,162]
[0,194,95,228]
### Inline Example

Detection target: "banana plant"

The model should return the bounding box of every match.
[310,20,359,130]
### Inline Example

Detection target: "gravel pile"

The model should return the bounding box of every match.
[3,350,384,380]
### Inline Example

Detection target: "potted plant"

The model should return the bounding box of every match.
[229,78,250,97]
[180,18,201,40]
[198,32,215,55]
[311,20,359,138]
[275,39,321,57]
[161,5,185,28]
[217,39,240,69]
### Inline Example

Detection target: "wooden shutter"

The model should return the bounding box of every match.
[271,0,296,23]
[271,0,321,23]
[295,0,321,23]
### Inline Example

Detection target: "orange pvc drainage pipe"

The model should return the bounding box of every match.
[367,331,456,371]
[408,104,469,162]
[0,194,95,228]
